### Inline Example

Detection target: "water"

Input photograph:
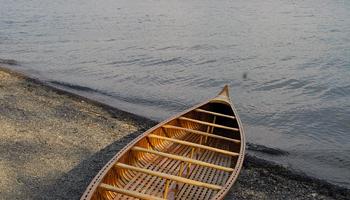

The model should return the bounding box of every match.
[1,0,350,188]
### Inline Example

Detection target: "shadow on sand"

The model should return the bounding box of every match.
[33,130,143,200]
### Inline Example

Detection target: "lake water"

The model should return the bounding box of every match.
[1,0,350,188]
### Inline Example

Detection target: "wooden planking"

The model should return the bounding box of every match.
[179,117,239,132]
[118,133,199,199]
[116,130,232,199]
[128,134,198,196]
[148,134,239,157]
[101,129,233,200]
[195,109,236,120]
[99,183,165,200]
[132,146,234,172]
[115,163,223,191]
[163,125,240,143]
[177,138,232,199]
[202,139,232,199]
[176,139,224,199]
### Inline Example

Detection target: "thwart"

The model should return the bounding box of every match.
[81,85,246,200]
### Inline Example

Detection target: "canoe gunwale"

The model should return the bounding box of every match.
[81,86,246,200]
[211,94,246,199]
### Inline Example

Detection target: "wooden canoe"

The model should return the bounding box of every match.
[81,85,245,200]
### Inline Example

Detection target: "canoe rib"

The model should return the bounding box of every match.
[162,125,240,143]
[115,163,223,190]
[178,117,239,132]
[99,183,165,200]
[132,146,234,172]
[148,134,239,157]
[195,109,236,120]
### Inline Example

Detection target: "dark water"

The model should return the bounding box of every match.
[1,0,350,188]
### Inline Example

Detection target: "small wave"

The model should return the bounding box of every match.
[157,45,182,51]
[49,81,97,93]
[329,29,341,33]
[107,58,145,66]
[254,78,309,91]
[189,44,217,51]
[0,58,19,66]
[141,57,189,67]
[293,14,315,18]
[302,84,327,96]
[182,77,231,88]
[280,56,296,62]
[247,143,289,156]
[322,85,350,99]
[195,59,217,65]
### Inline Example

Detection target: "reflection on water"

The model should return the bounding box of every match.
[1,0,350,187]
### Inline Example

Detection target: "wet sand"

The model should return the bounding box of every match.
[0,66,349,200]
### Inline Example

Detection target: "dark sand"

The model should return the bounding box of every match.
[0,66,349,200]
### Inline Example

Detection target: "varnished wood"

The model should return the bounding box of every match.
[115,163,223,190]
[162,125,240,143]
[195,109,236,120]
[163,179,170,198]
[81,85,246,200]
[179,117,239,132]
[99,183,165,200]
[132,146,234,172]
[148,134,239,157]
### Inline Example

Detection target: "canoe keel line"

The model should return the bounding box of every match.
[81,85,246,200]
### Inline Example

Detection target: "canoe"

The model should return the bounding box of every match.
[81,85,246,200]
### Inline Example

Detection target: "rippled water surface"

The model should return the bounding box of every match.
[1,0,350,187]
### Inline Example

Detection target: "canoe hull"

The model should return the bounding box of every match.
[81,86,245,200]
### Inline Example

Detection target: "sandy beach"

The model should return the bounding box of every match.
[0,66,349,200]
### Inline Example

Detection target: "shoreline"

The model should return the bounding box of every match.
[0,65,157,126]
[1,65,349,199]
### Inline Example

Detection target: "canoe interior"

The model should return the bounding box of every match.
[87,101,243,200]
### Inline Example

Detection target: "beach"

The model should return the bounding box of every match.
[2,0,350,187]
[0,66,349,200]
